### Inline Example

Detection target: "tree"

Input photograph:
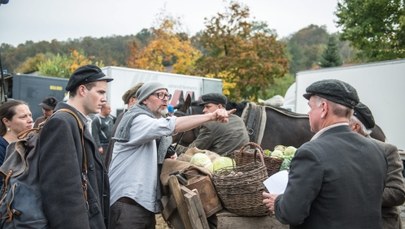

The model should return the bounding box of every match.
[336,0,405,61]
[127,18,201,75]
[320,36,342,68]
[286,25,329,73]
[37,50,102,78]
[195,1,288,101]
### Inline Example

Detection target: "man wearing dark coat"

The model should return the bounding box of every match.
[37,65,112,228]
[350,102,405,229]
[263,79,388,229]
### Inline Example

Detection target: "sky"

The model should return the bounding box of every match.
[0,0,340,46]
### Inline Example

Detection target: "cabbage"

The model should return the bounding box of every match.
[212,156,235,172]
[274,145,286,152]
[190,153,213,172]
[284,146,297,157]
[271,149,284,158]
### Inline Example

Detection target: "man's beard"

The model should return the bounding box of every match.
[160,108,169,117]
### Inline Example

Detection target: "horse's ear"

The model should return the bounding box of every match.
[179,94,192,113]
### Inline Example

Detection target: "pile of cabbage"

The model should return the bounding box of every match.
[189,150,235,173]
[263,145,297,171]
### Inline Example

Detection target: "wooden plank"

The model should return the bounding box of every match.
[161,195,176,220]
[216,210,288,229]
[182,187,210,229]
[168,175,193,229]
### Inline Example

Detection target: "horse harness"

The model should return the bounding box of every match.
[241,102,267,145]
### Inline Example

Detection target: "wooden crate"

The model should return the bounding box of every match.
[162,175,210,229]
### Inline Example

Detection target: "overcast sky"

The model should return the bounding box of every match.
[0,0,339,46]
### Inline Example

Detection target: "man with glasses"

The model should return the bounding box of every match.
[108,82,233,229]
[176,92,249,155]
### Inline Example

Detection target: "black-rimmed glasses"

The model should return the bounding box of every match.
[153,92,172,100]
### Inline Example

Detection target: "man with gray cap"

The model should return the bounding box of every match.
[350,102,405,229]
[263,79,387,229]
[176,92,249,155]
[108,82,233,229]
[36,64,112,228]
[104,82,144,168]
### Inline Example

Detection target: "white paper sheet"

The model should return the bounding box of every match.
[263,170,289,194]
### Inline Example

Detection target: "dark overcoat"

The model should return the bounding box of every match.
[37,102,110,228]
[274,125,387,229]
[375,140,405,229]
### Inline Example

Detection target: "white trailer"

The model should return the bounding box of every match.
[283,59,405,150]
[101,66,222,116]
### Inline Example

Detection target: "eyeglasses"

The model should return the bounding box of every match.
[153,92,172,100]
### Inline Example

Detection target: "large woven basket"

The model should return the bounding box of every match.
[234,142,283,176]
[212,143,269,216]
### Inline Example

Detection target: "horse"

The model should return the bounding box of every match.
[173,99,387,151]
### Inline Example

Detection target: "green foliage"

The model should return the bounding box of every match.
[336,0,405,61]
[320,36,342,68]
[37,54,71,77]
[194,1,288,101]
[286,25,329,73]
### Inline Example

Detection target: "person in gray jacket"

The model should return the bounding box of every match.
[350,102,405,229]
[263,79,387,229]
[109,82,233,229]
[37,65,112,228]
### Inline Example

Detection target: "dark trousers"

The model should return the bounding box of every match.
[109,197,156,229]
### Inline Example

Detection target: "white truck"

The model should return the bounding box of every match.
[101,66,222,116]
[283,59,405,150]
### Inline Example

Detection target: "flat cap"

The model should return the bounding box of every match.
[122,82,144,104]
[199,93,227,106]
[353,102,375,129]
[39,96,58,110]
[303,79,359,108]
[65,65,113,92]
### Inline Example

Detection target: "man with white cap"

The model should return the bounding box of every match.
[263,79,387,229]
[109,82,233,229]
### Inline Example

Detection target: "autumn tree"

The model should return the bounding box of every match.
[336,0,405,61]
[194,1,288,101]
[127,18,201,75]
[320,36,342,68]
[37,49,102,78]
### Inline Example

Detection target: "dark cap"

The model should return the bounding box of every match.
[199,93,227,106]
[39,96,58,110]
[65,65,113,92]
[122,82,144,104]
[353,102,375,129]
[303,79,359,108]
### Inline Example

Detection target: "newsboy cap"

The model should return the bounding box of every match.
[136,82,168,104]
[353,102,375,129]
[199,93,227,106]
[303,79,359,108]
[65,65,113,92]
[122,82,144,104]
[39,96,58,110]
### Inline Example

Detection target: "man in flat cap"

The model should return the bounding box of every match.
[108,82,234,229]
[104,82,144,168]
[37,64,112,228]
[176,92,249,155]
[34,96,58,127]
[263,79,387,229]
[350,102,405,229]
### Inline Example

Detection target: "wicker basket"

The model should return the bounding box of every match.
[234,142,283,176]
[212,143,269,216]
